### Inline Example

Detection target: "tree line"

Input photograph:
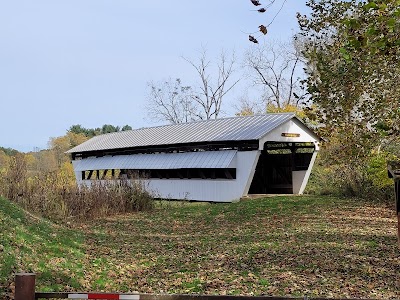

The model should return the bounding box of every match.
[0,123,133,178]
[1,0,399,202]
[69,124,132,138]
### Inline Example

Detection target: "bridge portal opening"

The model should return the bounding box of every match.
[249,142,315,195]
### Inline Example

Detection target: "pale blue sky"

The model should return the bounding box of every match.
[0,1,308,151]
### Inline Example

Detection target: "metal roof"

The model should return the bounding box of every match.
[67,113,297,154]
[72,150,237,171]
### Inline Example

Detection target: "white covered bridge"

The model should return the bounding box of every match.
[67,113,320,202]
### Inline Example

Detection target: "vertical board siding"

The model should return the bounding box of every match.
[143,151,259,202]
[77,151,259,202]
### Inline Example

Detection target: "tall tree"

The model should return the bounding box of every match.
[299,0,400,158]
[49,132,88,167]
[146,78,196,124]
[183,49,239,120]
[244,38,307,109]
[147,50,239,124]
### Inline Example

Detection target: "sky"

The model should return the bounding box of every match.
[0,0,309,152]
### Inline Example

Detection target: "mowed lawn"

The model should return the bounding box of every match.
[1,196,399,299]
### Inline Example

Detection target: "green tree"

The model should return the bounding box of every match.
[299,0,400,159]
[69,124,133,137]
[0,147,18,156]
[121,125,132,131]
[101,124,120,134]
[68,124,87,136]
[298,0,400,199]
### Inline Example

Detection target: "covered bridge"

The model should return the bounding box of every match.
[67,113,320,202]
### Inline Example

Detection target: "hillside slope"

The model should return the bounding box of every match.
[0,197,86,298]
[0,196,399,299]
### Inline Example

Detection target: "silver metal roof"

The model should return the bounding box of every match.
[67,113,297,154]
[72,150,237,171]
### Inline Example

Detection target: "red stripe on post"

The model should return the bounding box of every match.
[88,293,119,299]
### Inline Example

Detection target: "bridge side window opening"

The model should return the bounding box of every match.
[81,168,236,180]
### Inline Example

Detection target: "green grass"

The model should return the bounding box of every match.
[0,195,399,299]
[0,197,86,298]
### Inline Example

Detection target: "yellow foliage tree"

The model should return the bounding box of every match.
[57,161,76,187]
[0,150,10,171]
[49,132,88,168]
[266,103,306,119]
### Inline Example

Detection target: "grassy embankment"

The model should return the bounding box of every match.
[0,195,398,299]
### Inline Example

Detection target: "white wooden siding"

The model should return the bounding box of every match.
[258,118,320,149]
[79,151,259,202]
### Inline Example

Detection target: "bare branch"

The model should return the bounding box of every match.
[184,49,239,120]
[244,38,307,110]
[146,78,198,124]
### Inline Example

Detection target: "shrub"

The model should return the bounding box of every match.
[0,157,154,222]
[306,151,394,203]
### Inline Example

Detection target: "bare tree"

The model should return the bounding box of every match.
[245,38,307,109]
[184,49,240,120]
[146,50,239,124]
[146,78,197,124]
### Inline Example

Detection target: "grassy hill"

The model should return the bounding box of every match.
[0,197,86,298]
[0,196,399,299]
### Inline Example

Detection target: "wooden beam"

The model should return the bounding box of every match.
[101,169,109,180]
[211,170,216,179]
[199,170,206,179]
[224,169,233,179]
[396,180,400,214]
[388,162,400,247]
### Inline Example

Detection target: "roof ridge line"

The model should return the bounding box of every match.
[101,113,297,136]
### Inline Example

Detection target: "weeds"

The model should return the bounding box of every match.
[0,155,154,222]
[306,153,394,202]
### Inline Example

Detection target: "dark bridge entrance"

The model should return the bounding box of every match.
[249,142,314,195]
